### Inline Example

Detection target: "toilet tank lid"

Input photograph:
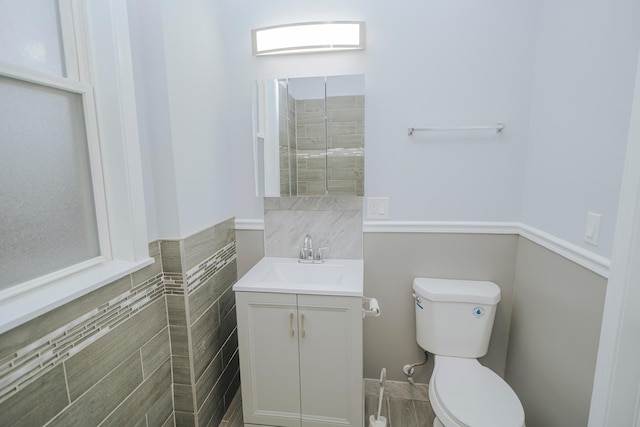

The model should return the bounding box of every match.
[413,278,501,304]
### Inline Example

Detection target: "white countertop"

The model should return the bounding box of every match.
[233,257,364,297]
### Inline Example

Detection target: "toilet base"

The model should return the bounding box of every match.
[433,417,444,427]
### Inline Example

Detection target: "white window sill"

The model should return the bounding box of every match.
[0,258,154,335]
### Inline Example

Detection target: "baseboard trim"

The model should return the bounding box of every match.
[234,219,610,277]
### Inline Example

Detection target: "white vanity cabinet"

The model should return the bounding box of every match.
[236,291,363,427]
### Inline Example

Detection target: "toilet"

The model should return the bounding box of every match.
[413,277,525,427]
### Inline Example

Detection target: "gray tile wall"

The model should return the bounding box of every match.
[0,217,239,427]
[163,217,239,427]
[295,95,364,196]
[0,241,173,427]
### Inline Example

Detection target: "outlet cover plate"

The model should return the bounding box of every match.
[367,197,389,219]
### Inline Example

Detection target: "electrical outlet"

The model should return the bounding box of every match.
[367,197,389,219]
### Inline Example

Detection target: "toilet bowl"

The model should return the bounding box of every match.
[428,356,525,427]
[411,277,525,427]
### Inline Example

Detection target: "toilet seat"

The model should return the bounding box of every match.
[430,357,525,427]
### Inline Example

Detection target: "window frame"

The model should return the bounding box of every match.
[0,0,151,334]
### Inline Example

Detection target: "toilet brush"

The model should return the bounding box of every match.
[368,368,387,427]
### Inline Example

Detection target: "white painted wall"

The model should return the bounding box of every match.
[521,0,640,257]
[224,0,538,225]
[128,0,236,239]
[129,0,640,256]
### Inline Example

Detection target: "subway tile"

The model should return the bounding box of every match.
[222,329,238,368]
[167,295,188,326]
[146,386,173,427]
[195,351,223,410]
[133,416,147,427]
[328,180,357,195]
[183,218,235,271]
[197,388,225,427]
[0,365,68,427]
[330,108,364,123]
[174,383,195,412]
[223,369,241,412]
[191,304,221,380]
[160,241,183,273]
[0,276,131,361]
[302,98,325,112]
[132,241,163,285]
[65,299,166,400]
[169,325,190,357]
[141,327,171,379]
[296,110,324,126]
[327,122,356,136]
[172,354,192,385]
[327,95,357,109]
[49,352,143,427]
[161,413,175,427]
[218,285,236,323]
[209,351,239,418]
[330,134,364,149]
[297,167,326,181]
[175,411,195,427]
[296,136,326,150]
[188,261,236,325]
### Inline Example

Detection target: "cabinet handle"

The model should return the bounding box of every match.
[289,313,295,337]
[300,313,306,338]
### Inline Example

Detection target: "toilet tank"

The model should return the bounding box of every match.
[413,278,501,358]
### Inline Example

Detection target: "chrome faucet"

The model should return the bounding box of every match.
[301,234,314,260]
[299,234,326,263]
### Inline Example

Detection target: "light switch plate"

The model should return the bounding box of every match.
[367,197,389,219]
[584,212,602,245]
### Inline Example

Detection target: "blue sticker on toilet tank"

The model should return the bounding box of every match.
[473,307,484,318]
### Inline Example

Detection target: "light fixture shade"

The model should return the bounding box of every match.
[252,21,366,56]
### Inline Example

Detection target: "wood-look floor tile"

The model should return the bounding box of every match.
[414,400,436,427]
[388,397,419,427]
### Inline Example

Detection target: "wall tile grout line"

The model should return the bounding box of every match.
[0,272,165,404]
[95,355,172,427]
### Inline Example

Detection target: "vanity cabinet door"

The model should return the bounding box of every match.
[236,292,301,427]
[297,295,363,427]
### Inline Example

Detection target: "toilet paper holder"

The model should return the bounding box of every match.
[363,297,381,319]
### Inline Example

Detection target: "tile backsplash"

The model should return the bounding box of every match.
[264,196,363,259]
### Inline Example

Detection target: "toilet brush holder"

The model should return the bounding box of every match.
[368,414,387,427]
[369,367,387,427]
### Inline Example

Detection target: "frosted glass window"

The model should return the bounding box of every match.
[0,0,67,76]
[0,76,100,291]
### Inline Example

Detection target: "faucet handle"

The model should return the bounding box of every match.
[314,246,330,260]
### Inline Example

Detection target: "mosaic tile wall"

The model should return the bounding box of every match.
[0,217,239,427]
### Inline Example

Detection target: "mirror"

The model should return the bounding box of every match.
[253,74,365,197]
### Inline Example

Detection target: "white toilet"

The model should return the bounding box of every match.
[413,277,525,427]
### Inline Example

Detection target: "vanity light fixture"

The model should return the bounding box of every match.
[251,21,366,56]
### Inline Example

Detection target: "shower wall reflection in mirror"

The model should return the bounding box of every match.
[253,74,365,197]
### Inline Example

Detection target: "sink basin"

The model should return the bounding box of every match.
[261,263,343,285]
[233,257,363,296]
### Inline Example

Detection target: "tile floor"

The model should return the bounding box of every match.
[219,390,437,427]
